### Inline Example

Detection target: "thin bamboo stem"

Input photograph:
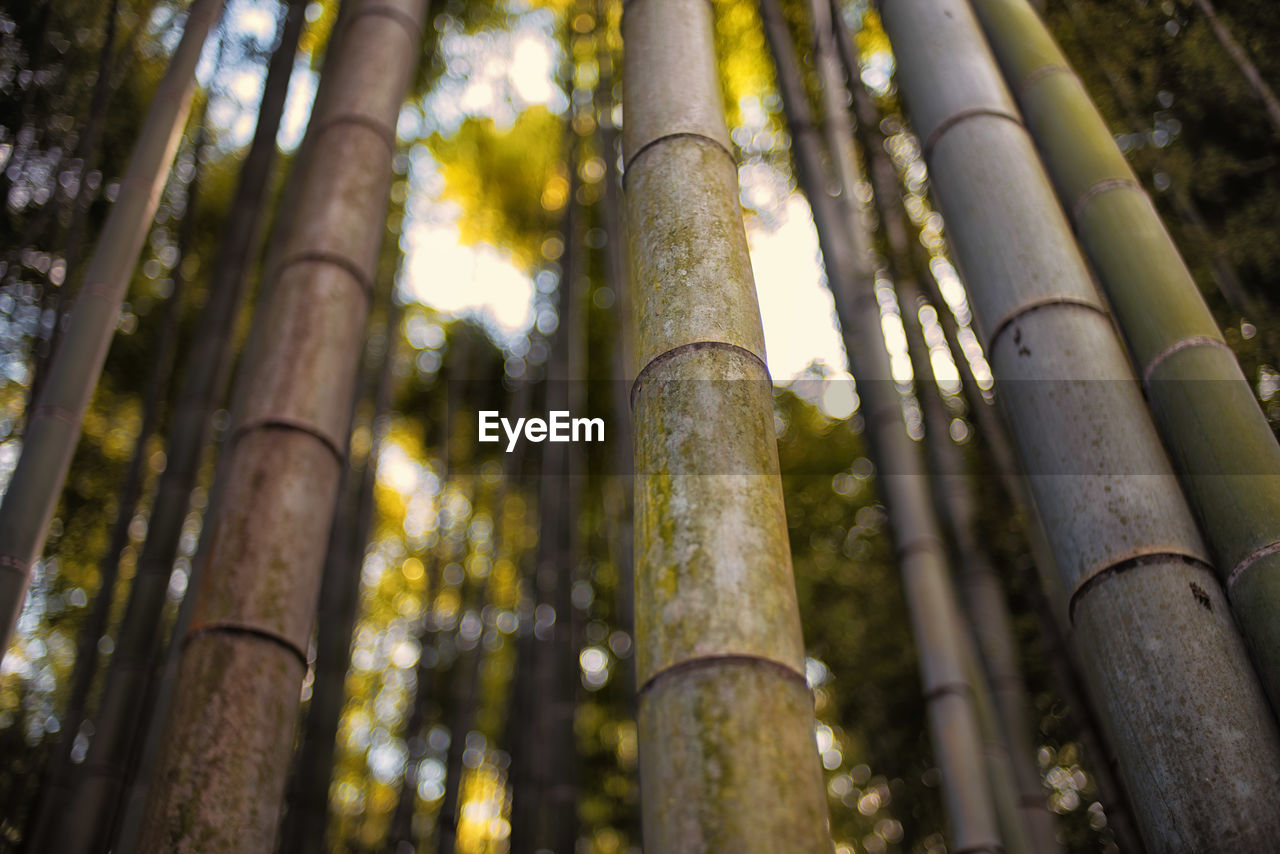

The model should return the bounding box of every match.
[763,0,1005,847]
[1188,0,1280,137]
[21,117,197,851]
[0,0,226,657]
[841,45,1061,850]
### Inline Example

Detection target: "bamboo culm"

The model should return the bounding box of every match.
[841,37,1061,850]
[761,0,1004,848]
[57,8,309,851]
[970,0,1280,713]
[0,0,225,657]
[623,0,831,847]
[21,115,200,853]
[281,296,403,854]
[881,0,1280,848]
[135,0,426,847]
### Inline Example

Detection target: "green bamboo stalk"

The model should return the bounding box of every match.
[880,0,1280,848]
[1054,0,1263,327]
[969,0,1280,713]
[134,0,426,847]
[0,0,225,657]
[622,0,830,847]
[761,0,1004,848]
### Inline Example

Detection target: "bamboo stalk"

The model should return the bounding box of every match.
[1188,0,1280,137]
[122,15,355,832]
[970,0,1280,716]
[622,0,831,847]
[60,7,310,850]
[761,0,1004,848]
[48,105,212,853]
[841,45,1061,850]
[22,118,199,852]
[280,296,402,854]
[1054,0,1264,326]
[880,0,1280,848]
[0,0,225,656]
[843,76,1142,849]
[134,0,426,847]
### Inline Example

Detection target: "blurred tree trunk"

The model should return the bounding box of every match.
[436,379,529,854]
[0,0,225,658]
[21,112,205,854]
[539,144,584,854]
[49,5,308,849]
[595,0,638,741]
[386,352,468,853]
[1188,0,1280,137]
[504,553,541,854]
[622,0,831,848]
[1055,0,1265,328]
[15,0,119,400]
[435,523,491,854]
[280,294,402,854]
[134,0,426,847]
[384,553,445,854]
[882,0,1280,849]
[972,0,1280,712]
[841,38,1062,850]
[762,0,1005,849]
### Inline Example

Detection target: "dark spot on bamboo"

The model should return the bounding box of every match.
[1190,581,1212,611]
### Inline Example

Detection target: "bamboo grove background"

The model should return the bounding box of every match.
[0,0,1277,850]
